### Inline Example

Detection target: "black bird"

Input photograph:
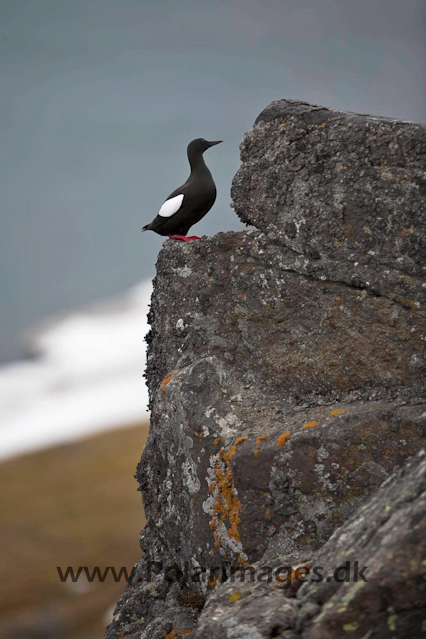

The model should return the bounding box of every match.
[142,138,222,241]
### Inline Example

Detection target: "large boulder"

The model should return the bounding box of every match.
[105,100,426,639]
[232,98,426,282]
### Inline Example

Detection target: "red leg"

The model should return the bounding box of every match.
[168,234,200,242]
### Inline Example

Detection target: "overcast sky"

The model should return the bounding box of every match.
[1,0,425,361]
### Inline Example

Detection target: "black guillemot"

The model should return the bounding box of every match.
[141,138,222,241]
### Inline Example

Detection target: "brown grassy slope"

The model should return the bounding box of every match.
[0,422,149,639]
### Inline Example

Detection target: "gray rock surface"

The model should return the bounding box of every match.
[194,450,426,639]
[105,100,426,639]
[232,98,426,283]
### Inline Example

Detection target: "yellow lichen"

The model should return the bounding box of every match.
[228,591,241,603]
[387,615,397,631]
[343,622,359,632]
[331,409,346,415]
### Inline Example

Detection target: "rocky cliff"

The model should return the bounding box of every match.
[105,99,426,639]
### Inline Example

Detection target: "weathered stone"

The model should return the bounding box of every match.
[297,450,426,638]
[194,450,426,639]
[105,101,426,639]
[193,555,300,639]
[232,98,426,282]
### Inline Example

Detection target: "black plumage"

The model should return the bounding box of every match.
[142,138,221,241]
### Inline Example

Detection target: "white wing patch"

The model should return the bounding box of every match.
[158,193,184,218]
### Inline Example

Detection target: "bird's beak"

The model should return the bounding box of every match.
[207,140,222,147]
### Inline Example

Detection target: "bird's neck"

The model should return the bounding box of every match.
[188,151,211,177]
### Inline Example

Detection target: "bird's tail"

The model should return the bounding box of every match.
[141,220,163,233]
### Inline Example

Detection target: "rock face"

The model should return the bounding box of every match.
[105,100,426,639]
[233,99,425,283]
[194,450,426,639]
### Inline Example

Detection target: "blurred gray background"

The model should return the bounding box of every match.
[1,0,425,362]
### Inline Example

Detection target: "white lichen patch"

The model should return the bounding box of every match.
[205,407,241,440]
[314,462,338,493]
[176,266,192,278]
[202,424,210,437]
[317,446,329,461]
[218,412,242,438]
[182,459,201,495]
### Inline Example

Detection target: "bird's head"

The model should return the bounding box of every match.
[188,138,222,155]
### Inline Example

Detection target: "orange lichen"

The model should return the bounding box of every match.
[253,434,269,457]
[330,409,346,415]
[209,575,219,589]
[234,436,248,447]
[161,370,180,392]
[277,431,291,447]
[214,437,221,446]
[302,420,318,429]
[208,437,247,550]
[162,625,191,638]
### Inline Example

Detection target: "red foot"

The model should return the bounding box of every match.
[168,235,200,242]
